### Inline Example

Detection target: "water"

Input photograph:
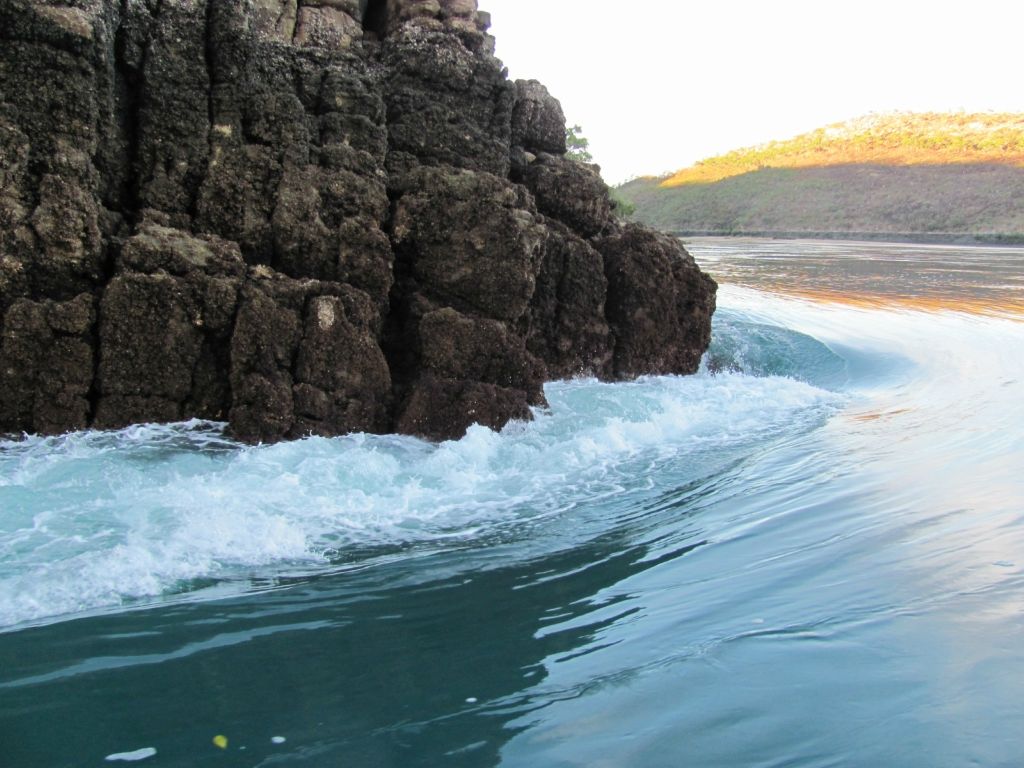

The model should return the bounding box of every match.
[2,238,1023,767]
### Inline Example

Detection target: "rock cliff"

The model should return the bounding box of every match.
[0,0,716,442]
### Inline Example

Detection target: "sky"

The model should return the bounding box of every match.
[484,0,1024,184]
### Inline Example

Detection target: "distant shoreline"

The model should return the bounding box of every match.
[670,230,1024,247]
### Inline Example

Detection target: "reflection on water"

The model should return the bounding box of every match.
[694,237,1024,316]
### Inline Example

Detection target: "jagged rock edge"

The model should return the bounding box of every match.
[0,0,716,443]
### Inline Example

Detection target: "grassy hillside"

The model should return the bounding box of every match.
[660,113,1024,186]
[619,113,1024,241]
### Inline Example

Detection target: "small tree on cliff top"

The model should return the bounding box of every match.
[566,124,593,163]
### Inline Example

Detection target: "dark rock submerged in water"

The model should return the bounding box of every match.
[0,0,716,443]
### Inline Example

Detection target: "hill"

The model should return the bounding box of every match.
[618,113,1024,242]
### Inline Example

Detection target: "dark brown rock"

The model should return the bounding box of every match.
[382,22,514,177]
[228,278,304,442]
[511,80,567,155]
[269,162,388,281]
[0,0,716,443]
[294,5,362,49]
[391,167,545,321]
[97,272,205,425]
[518,153,614,239]
[415,308,542,399]
[92,225,245,429]
[228,271,390,442]
[598,224,717,378]
[292,291,392,437]
[394,375,532,440]
[523,219,612,380]
[132,1,213,223]
[0,293,95,434]
[118,224,246,279]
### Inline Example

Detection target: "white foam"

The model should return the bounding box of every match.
[105,747,157,762]
[0,374,839,628]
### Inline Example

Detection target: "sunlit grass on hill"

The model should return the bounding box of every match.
[659,112,1024,187]
[617,112,1024,242]
[617,164,1024,242]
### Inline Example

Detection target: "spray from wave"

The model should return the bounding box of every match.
[0,348,840,629]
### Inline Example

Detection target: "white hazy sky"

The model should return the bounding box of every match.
[484,0,1024,184]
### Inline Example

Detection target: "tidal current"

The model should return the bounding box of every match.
[2,238,1022,767]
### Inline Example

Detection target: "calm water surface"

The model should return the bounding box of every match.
[1,238,1023,767]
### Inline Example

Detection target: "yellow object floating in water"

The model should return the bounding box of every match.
[212,735,228,750]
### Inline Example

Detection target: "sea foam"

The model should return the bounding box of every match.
[0,372,839,629]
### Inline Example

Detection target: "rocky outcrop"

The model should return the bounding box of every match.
[0,0,716,443]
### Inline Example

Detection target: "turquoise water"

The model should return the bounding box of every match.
[2,239,1023,767]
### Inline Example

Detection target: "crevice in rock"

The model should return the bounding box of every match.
[196,0,216,228]
[380,208,416,426]
[113,8,142,227]
[361,0,389,39]
[85,291,104,427]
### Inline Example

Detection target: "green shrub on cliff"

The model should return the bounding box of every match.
[609,188,636,219]
[566,124,593,163]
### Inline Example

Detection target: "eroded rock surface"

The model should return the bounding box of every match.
[0,0,716,442]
